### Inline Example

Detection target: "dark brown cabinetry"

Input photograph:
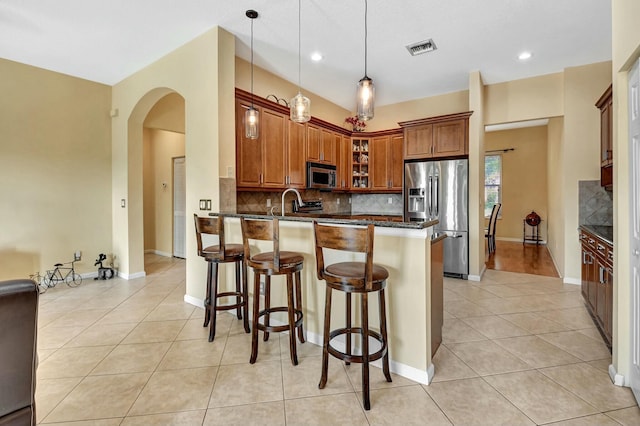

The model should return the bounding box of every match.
[236,101,287,188]
[337,135,351,190]
[370,132,403,192]
[399,112,472,160]
[579,227,613,347]
[307,125,337,165]
[596,84,613,190]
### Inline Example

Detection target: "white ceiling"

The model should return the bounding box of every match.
[0,0,612,111]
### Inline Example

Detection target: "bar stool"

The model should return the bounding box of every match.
[313,221,392,410]
[194,214,250,342]
[240,217,305,365]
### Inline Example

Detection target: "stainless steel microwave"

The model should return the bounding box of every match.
[306,162,336,190]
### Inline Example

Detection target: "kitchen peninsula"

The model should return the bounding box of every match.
[210,212,440,384]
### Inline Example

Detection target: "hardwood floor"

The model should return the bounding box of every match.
[485,240,559,277]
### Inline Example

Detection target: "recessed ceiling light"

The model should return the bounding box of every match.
[518,51,532,61]
[310,52,323,62]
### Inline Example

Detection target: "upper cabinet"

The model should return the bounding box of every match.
[596,84,613,190]
[307,124,337,165]
[370,132,403,192]
[399,112,473,160]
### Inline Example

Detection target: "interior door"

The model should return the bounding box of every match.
[173,157,186,259]
[629,58,640,404]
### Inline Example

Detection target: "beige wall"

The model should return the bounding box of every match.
[562,62,612,282]
[485,126,548,241]
[111,27,236,301]
[611,0,640,384]
[468,72,485,280]
[143,92,185,133]
[484,73,564,125]
[235,57,351,129]
[373,90,470,131]
[547,117,565,274]
[0,58,112,279]
[143,128,185,255]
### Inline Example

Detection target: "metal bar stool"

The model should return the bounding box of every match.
[313,221,392,410]
[194,214,250,342]
[240,217,305,365]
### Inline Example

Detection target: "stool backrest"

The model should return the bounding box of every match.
[194,214,226,260]
[487,203,501,236]
[313,222,375,290]
[240,217,281,272]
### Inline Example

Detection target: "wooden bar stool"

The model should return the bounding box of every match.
[240,217,305,365]
[313,221,392,410]
[194,214,250,342]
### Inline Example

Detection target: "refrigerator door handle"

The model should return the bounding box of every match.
[427,175,433,216]
[434,175,439,217]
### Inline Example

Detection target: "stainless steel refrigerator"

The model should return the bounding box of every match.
[404,159,469,278]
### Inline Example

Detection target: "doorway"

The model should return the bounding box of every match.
[628,57,640,404]
[173,157,186,258]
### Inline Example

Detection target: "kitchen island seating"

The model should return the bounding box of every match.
[485,202,501,254]
[240,217,305,365]
[312,221,392,411]
[194,214,250,342]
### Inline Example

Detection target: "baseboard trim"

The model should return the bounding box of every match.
[563,277,581,286]
[183,296,432,384]
[496,237,547,245]
[118,271,146,280]
[145,249,172,257]
[609,363,626,386]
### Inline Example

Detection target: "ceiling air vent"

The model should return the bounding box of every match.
[406,39,437,56]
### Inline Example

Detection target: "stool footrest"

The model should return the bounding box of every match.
[327,327,387,364]
[257,306,303,333]
[214,291,246,311]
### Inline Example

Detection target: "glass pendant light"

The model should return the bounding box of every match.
[356,0,374,121]
[245,10,259,139]
[290,0,311,123]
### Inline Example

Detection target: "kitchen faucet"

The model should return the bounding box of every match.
[281,188,303,217]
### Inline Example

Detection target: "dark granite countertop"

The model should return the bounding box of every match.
[580,225,613,245]
[212,212,437,230]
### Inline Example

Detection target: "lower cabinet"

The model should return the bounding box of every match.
[579,228,613,348]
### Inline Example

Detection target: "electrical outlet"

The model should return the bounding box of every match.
[266,199,271,208]
[388,197,393,204]
[337,198,340,205]
[348,197,352,204]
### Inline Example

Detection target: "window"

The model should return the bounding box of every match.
[485,154,501,217]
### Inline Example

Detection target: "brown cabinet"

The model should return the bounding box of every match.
[370,133,403,192]
[307,124,336,165]
[579,227,613,347]
[236,100,304,189]
[596,84,613,190]
[337,135,351,190]
[399,112,472,160]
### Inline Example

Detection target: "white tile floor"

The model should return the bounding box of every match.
[34,254,640,425]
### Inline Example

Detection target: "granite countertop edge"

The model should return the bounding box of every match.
[580,224,614,245]
[211,212,438,230]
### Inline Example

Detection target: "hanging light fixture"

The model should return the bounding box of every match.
[290,0,311,122]
[245,10,259,139]
[356,0,374,121]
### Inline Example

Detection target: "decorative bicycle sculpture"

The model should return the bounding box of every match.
[38,253,83,293]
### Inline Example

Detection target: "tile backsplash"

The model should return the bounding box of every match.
[579,180,613,226]
[236,190,404,216]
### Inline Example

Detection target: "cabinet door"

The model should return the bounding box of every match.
[433,119,467,157]
[581,246,592,300]
[604,266,613,342]
[287,120,307,188]
[306,123,321,163]
[600,102,612,166]
[596,261,607,331]
[236,101,263,187]
[337,135,351,189]
[389,134,404,190]
[371,136,390,190]
[261,109,287,188]
[587,252,598,311]
[404,125,432,159]
[321,129,337,164]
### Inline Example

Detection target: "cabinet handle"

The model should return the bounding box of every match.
[597,244,605,252]
[583,252,593,265]
[599,266,605,284]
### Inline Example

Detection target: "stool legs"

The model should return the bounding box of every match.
[250,272,261,364]
[379,288,392,382]
[209,262,220,342]
[345,293,352,365]
[205,259,250,343]
[361,292,370,410]
[319,285,332,389]
[263,277,271,342]
[286,273,299,366]
[295,271,305,343]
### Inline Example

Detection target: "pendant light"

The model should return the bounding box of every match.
[356,0,374,121]
[290,0,311,122]
[245,10,259,139]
